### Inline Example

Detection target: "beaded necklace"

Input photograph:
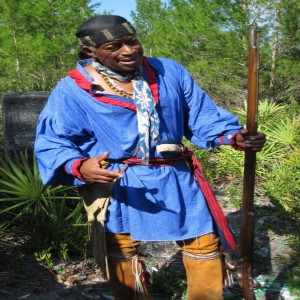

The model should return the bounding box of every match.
[101,73,133,99]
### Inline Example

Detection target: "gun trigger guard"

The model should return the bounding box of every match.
[249,278,261,289]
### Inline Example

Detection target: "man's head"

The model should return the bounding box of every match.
[76,15,136,48]
[76,15,143,74]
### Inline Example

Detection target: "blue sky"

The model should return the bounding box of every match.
[91,0,137,22]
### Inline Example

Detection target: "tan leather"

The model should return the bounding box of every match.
[80,182,113,223]
[79,183,114,279]
[106,233,151,300]
[108,259,138,300]
[178,233,223,300]
[106,233,222,300]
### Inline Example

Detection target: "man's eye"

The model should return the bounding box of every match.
[106,44,120,51]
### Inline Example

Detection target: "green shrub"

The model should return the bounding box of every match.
[214,146,244,180]
[182,137,216,183]
[0,152,88,254]
[263,149,300,222]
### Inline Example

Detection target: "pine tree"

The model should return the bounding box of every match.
[133,0,300,105]
[0,0,98,93]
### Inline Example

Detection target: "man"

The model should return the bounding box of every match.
[34,15,265,300]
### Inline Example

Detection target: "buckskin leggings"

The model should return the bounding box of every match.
[105,232,223,300]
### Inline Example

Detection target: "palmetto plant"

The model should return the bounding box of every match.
[212,100,300,222]
[233,99,286,127]
[0,152,88,255]
[215,101,299,180]
[0,152,80,226]
[264,115,300,151]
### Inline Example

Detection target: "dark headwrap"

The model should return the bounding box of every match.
[76,15,136,48]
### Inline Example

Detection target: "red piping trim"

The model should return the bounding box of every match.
[219,136,225,144]
[66,158,88,182]
[230,132,245,151]
[143,57,159,104]
[67,57,160,111]
[68,69,137,111]
[92,95,137,111]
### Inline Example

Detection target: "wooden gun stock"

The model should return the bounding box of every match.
[237,28,261,300]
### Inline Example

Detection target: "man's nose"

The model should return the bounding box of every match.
[120,44,135,55]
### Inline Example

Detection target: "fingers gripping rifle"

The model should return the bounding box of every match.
[236,28,261,300]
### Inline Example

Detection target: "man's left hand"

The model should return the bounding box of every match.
[235,129,266,151]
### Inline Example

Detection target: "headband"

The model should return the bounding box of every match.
[78,21,136,47]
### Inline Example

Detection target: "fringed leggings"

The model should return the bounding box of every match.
[106,232,223,300]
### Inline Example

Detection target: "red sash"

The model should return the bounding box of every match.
[123,149,236,251]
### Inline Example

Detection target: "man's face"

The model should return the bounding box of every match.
[93,35,143,74]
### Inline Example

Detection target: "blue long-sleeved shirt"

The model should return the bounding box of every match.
[34,57,241,242]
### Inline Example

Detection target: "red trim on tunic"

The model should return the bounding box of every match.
[67,69,137,111]
[67,57,159,111]
[230,132,245,151]
[219,136,225,144]
[92,94,137,111]
[65,158,89,182]
[67,70,92,90]
[142,57,159,104]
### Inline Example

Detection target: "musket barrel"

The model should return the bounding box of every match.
[250,28,258,48]
[246,29,260,135]
[238,28,261,300]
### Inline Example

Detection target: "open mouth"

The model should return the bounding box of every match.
[119,60,136,67]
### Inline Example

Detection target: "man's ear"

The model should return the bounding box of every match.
[78,45,97,60]
[80,45,96,57]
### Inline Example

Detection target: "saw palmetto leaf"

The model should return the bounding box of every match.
[0,152,79,225]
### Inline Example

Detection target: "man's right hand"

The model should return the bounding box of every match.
[79,151,122,183]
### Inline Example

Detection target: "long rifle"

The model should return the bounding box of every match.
[236,28,261,300]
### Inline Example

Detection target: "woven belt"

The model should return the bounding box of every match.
[182,250,221,261]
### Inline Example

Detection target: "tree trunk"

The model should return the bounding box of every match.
[270,0,281,103]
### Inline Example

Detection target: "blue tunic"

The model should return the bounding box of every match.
[34,57,241,242]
